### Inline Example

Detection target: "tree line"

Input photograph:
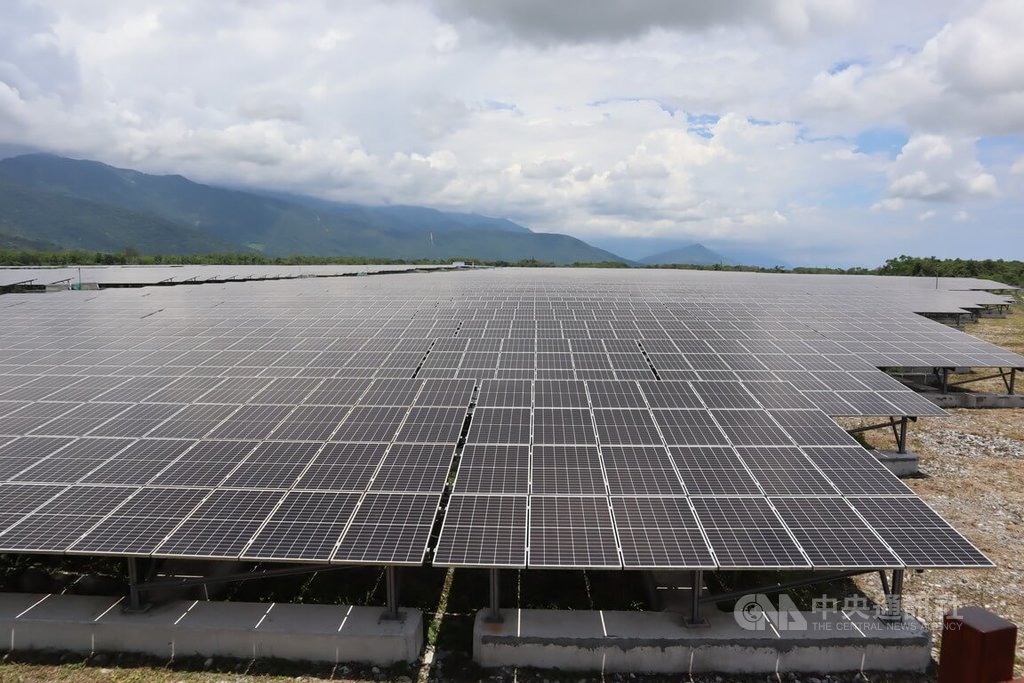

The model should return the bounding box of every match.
[0,249,1021,287]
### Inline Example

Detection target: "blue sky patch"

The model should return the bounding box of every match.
[828,59,865,74]
[855,128,908,158]
[484,100,516,111]
[976,135,1024,167]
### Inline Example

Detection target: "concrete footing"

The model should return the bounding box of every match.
[0,593,422,665]
[474,608,930,674]
[926,392,1024,409]
[873,449,920,477]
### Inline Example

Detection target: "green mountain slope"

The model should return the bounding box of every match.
[0,154,626,264]
[0,182,234,254]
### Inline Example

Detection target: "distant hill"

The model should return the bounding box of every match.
[639,243,735,266]
[0,154,626,264]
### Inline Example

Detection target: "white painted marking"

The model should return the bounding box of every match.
[840,610,867,637]
[15,594,51,619]
[254,602,275,629]
[94,596,124,622]
[174,600,199,626]
[338,604,354,632]
[598,610,608,637]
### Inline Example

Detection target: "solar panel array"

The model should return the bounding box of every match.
[0,268,1014,571]
[0,264,455,288]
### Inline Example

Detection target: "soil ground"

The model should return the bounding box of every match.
[1,305,1021,683]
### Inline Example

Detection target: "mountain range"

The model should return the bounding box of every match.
[0,154,626,264]
[637,243,735,266]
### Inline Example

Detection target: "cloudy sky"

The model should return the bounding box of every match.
[2,0,1022,265]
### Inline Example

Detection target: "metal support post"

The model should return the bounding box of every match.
[686,570,705,626]
[126,557,142,611]
[898,417,908,454]
[877,570,890,596]
[941,368,950,395]
[1010,368,1017,396]
[881,569,905,622]
[486,568,504,623]
[383,566,401,621]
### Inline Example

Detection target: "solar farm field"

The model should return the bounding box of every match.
[0,267,1021,681]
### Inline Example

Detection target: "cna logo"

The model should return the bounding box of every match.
[734,593,807,631]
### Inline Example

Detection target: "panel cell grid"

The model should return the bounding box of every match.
[529,496,620,568]
[433,494,527,567]
[690,497,808,568]
[612,497,715,568]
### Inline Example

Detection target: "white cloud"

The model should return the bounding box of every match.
[0,0,1018,266]
[430,0,859,44]
[918,210,936,221]
[952,210,971,221]
[885,134,998,201]
[871,198,905,212]
[799,0,1024,136]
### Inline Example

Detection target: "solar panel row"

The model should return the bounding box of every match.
[0,269,1015,572]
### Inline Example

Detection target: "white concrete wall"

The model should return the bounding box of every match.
[474,608,931,674]
[0,593,422,665]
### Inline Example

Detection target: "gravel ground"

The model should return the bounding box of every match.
[844,305,1024,678]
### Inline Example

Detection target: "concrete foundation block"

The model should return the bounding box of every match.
[873,449,920,476]
[0,592,422,665]
[474,608,931,674]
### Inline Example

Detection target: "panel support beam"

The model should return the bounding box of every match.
[848,416,915,452]
[685,570,705,627]
[880,569,905,622]
[382,566,402,621]
[486,568,504,623]
[700,570,874,606]
[134,563,352,593]
[125,557,144,612]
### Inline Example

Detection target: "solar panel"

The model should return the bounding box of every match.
[155,489,284,559]
[71,487,211,555]
[532,445,605,495]
[592,409,663,446]
[370,443,456,493]
[0,267,1010,571]
[394,407,467,444]
[433,494,527,567]
[601,446,684,496]
[690,497,809,569]
[652,409,728,446]
[333,492,440,565]
[613,497,715,568]
[332,406,406,442]
[454,444,529,494]
[0,485,137,552]
[586,380,647,408]
[534,381,588,408]
[242,491,359,562]
[849,497,993,568]
[528,496,620,569]
[294,442,388,492]
[466,407,531,444]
